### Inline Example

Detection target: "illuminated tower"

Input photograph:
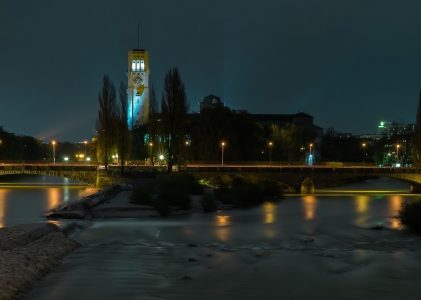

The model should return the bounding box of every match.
[127,49,150,128]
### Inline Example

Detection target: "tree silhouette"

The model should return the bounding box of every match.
[117,81,130,174]
[96,75,117,173]
[161,68,188,172]
[413,90,421,167]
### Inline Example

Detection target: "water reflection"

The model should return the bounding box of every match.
[0,189,8,228]
[356,195,370,213]
[302,195,317,220]
[215,215,230,226]
[389,195,403,229]
[47,188,61,211]
[263,202,276,224]
[214,215,231,241]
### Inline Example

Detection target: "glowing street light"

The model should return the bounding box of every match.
[396,144,401,162]
[362,142,367,164]
[308,143,314,166]
[268,141,273,165]
[84,140,88,158]
[185,140,191,165]
[51,140,56,164]
[148,142,154,166]
[220,141,226,166]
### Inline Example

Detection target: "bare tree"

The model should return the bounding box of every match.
[117,81,130,174]
[147,84,158,166]
[96,74,117,173]
[161,68,188,173]
[414,90,421,167]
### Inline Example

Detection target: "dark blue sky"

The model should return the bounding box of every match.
[1,0,421,141]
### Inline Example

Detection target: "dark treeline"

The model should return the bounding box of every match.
[0,126,45,161]
[0,126,91,162]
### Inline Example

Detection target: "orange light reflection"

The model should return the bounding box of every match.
[303,195,317,220]
[0,189,8,228]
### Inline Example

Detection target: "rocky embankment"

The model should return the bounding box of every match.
[0,223,79,300]
[47,185,124,219]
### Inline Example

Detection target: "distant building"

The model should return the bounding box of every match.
[199,95,323,136]
[127,49,150,129]
[200,94,224,112]
[377,120,415,138]
[251,112,315,127]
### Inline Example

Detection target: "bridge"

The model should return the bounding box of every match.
[186,165,421,193]
[1,163,421,192]
[0,164,101,186]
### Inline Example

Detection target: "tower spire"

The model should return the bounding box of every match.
[137,22,141,49]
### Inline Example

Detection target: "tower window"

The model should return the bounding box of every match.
[135,60,140,71]
[132,60,136,71]
[140,60,145,71]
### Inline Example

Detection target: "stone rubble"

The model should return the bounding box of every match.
[0,223,79,300]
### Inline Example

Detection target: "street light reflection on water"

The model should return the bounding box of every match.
[302,195,317,220]
[214,214,231,241]
[0,189,9,228]
[0,175,97,228]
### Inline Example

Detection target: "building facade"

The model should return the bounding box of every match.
[127,49,150,129]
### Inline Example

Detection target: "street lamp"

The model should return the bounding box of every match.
[268,141,273,165]
[308,143,314,166]
[396,144,401,163]
[220,141,226,166]
[185,140,191,166]
[148,142,154,166]
[362,142,367,164]
[51,140,56,164]
[84,140,88,159]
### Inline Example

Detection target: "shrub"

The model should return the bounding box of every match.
[201,193,218,212]
[399,200,421,233]
[130,186,153,205]
[260,179,283,199]
[152,197,172,216]
[214,177,263,207]
[157,173,204,196]
[157,188,191,210]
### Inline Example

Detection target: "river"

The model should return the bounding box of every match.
[0,174,97,228]
[3,175,421,299]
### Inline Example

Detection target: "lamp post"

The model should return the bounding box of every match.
[185,141,190,166]
[148,142,154,166]
[51,140,56,164]
[84,140,88,159]
[268,141,273,165]
[0,139,2,163]
[308,143,314,166]
[220,141,226,166]
[396,144,401,163]
[362,142,366,165]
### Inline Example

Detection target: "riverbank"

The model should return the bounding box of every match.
[0,223,79,300]
[25,196,421,300]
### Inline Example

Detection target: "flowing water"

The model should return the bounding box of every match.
[3,176,421,300]
[0,174,97,228]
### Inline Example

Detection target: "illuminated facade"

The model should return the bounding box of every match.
[127,49,150,128]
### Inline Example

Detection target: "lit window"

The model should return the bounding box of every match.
[136,60,140,71]
[132,60,136,71]
[140,60,145,71]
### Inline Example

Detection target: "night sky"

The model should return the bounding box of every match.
[1,0,421,142]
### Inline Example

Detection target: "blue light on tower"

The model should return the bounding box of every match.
[127,49,150,128]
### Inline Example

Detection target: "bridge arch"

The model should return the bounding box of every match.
[0,166,99,186]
